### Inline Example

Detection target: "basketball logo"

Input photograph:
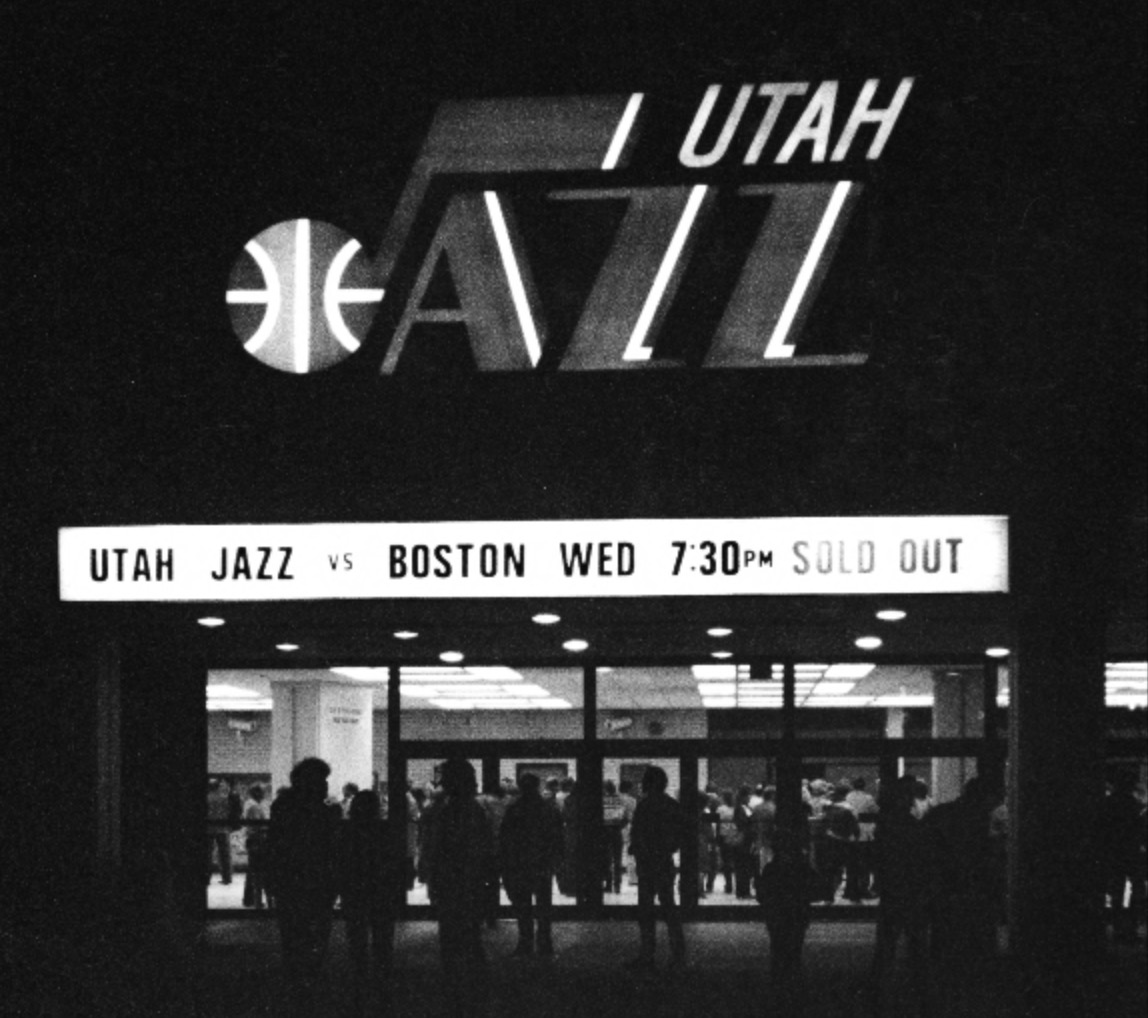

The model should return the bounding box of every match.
[227,219,383,373]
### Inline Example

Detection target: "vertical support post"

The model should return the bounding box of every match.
[386,665,406,907]
[578,664,604,910]
[679,755,700,908]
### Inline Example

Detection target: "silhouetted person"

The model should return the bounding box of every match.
[757,825,816,1000]
[1100,770,1147,943]
[338,789,401,1014]
[423,758,495,1017]
[924,775,1004,961]
[626,766,687,969]
[871,775,934,1018]
[499,772,564,956]
[266,757,343,1017]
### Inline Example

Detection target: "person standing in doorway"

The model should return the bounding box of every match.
[423,758,496,1017]
[626,766,687,970]
[499,772,565,957]
[338,789,401,1014]
[266,757,343,1017]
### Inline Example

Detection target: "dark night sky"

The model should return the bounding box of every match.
[9,1,1147,608]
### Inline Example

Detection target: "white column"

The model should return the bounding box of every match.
[270,678,374,797]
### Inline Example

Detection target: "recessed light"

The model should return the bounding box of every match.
[440,651,465,663]
[276,643,300,652]
[875,609,906,621]
[711,650,733,659]
[197,617,226,628]
[854,636,883,650]
[707,627,733,637]
[985,647,1010,658]
[563,639,589,652]
[532,613,561,625]
[394,630,419,640]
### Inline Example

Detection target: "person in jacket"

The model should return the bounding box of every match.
[338,789,401,1012]
[871,775,935,1017]
[422,758,496,1017]
[626,766,687,969]
[266,758,343,1016]
[499,772,565,956]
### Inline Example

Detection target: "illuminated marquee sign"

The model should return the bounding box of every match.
[227,79,915,373]
[60,515,1006,601]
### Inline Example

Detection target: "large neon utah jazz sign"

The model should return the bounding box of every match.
[227,79,915,373]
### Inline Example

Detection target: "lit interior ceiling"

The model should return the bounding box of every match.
[206,660,1147,712]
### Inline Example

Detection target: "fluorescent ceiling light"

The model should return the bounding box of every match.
[440,651,465,663]
[698,682,737,696]
[197,617,226,628]
[707,627,733,637]
[563,639,589,652]
[812,682,857,696]
[711,651,733,660]
[532,613,561,625]
[330,667,389,681]
[824,663,876,680]
[693,665,737,679]
[393,630,419,640]
[985,647,1010,658]
[876,609,906,621]
[855,636,883,650]
[207,698,273,711]
[206,684,260,699]
[276,643,300,652]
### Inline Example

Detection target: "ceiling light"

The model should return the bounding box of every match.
[532,613,561,625]
[206,698,273,712]
[440,651,465,663]
[393,630,419,640]
[707,627,733,637]
[855,636,883,650]
[812,682,857,696]
[824,663,876,680]
[711,650,733,660]
[563,639,589,652]
[985,647,1010,658]
[876,609,906,621]
[206,684,260,699]
[276,643,300,652]
[692,664,737,680]
[197,617,226,628]
[330,667,389,681]
[697,682,737,696]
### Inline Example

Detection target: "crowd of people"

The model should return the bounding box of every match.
[208,761,1146,1015]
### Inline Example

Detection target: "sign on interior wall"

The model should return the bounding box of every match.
[60,515,1007,600]
[226,80,914,374]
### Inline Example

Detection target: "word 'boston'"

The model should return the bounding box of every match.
[227,79,916,375]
